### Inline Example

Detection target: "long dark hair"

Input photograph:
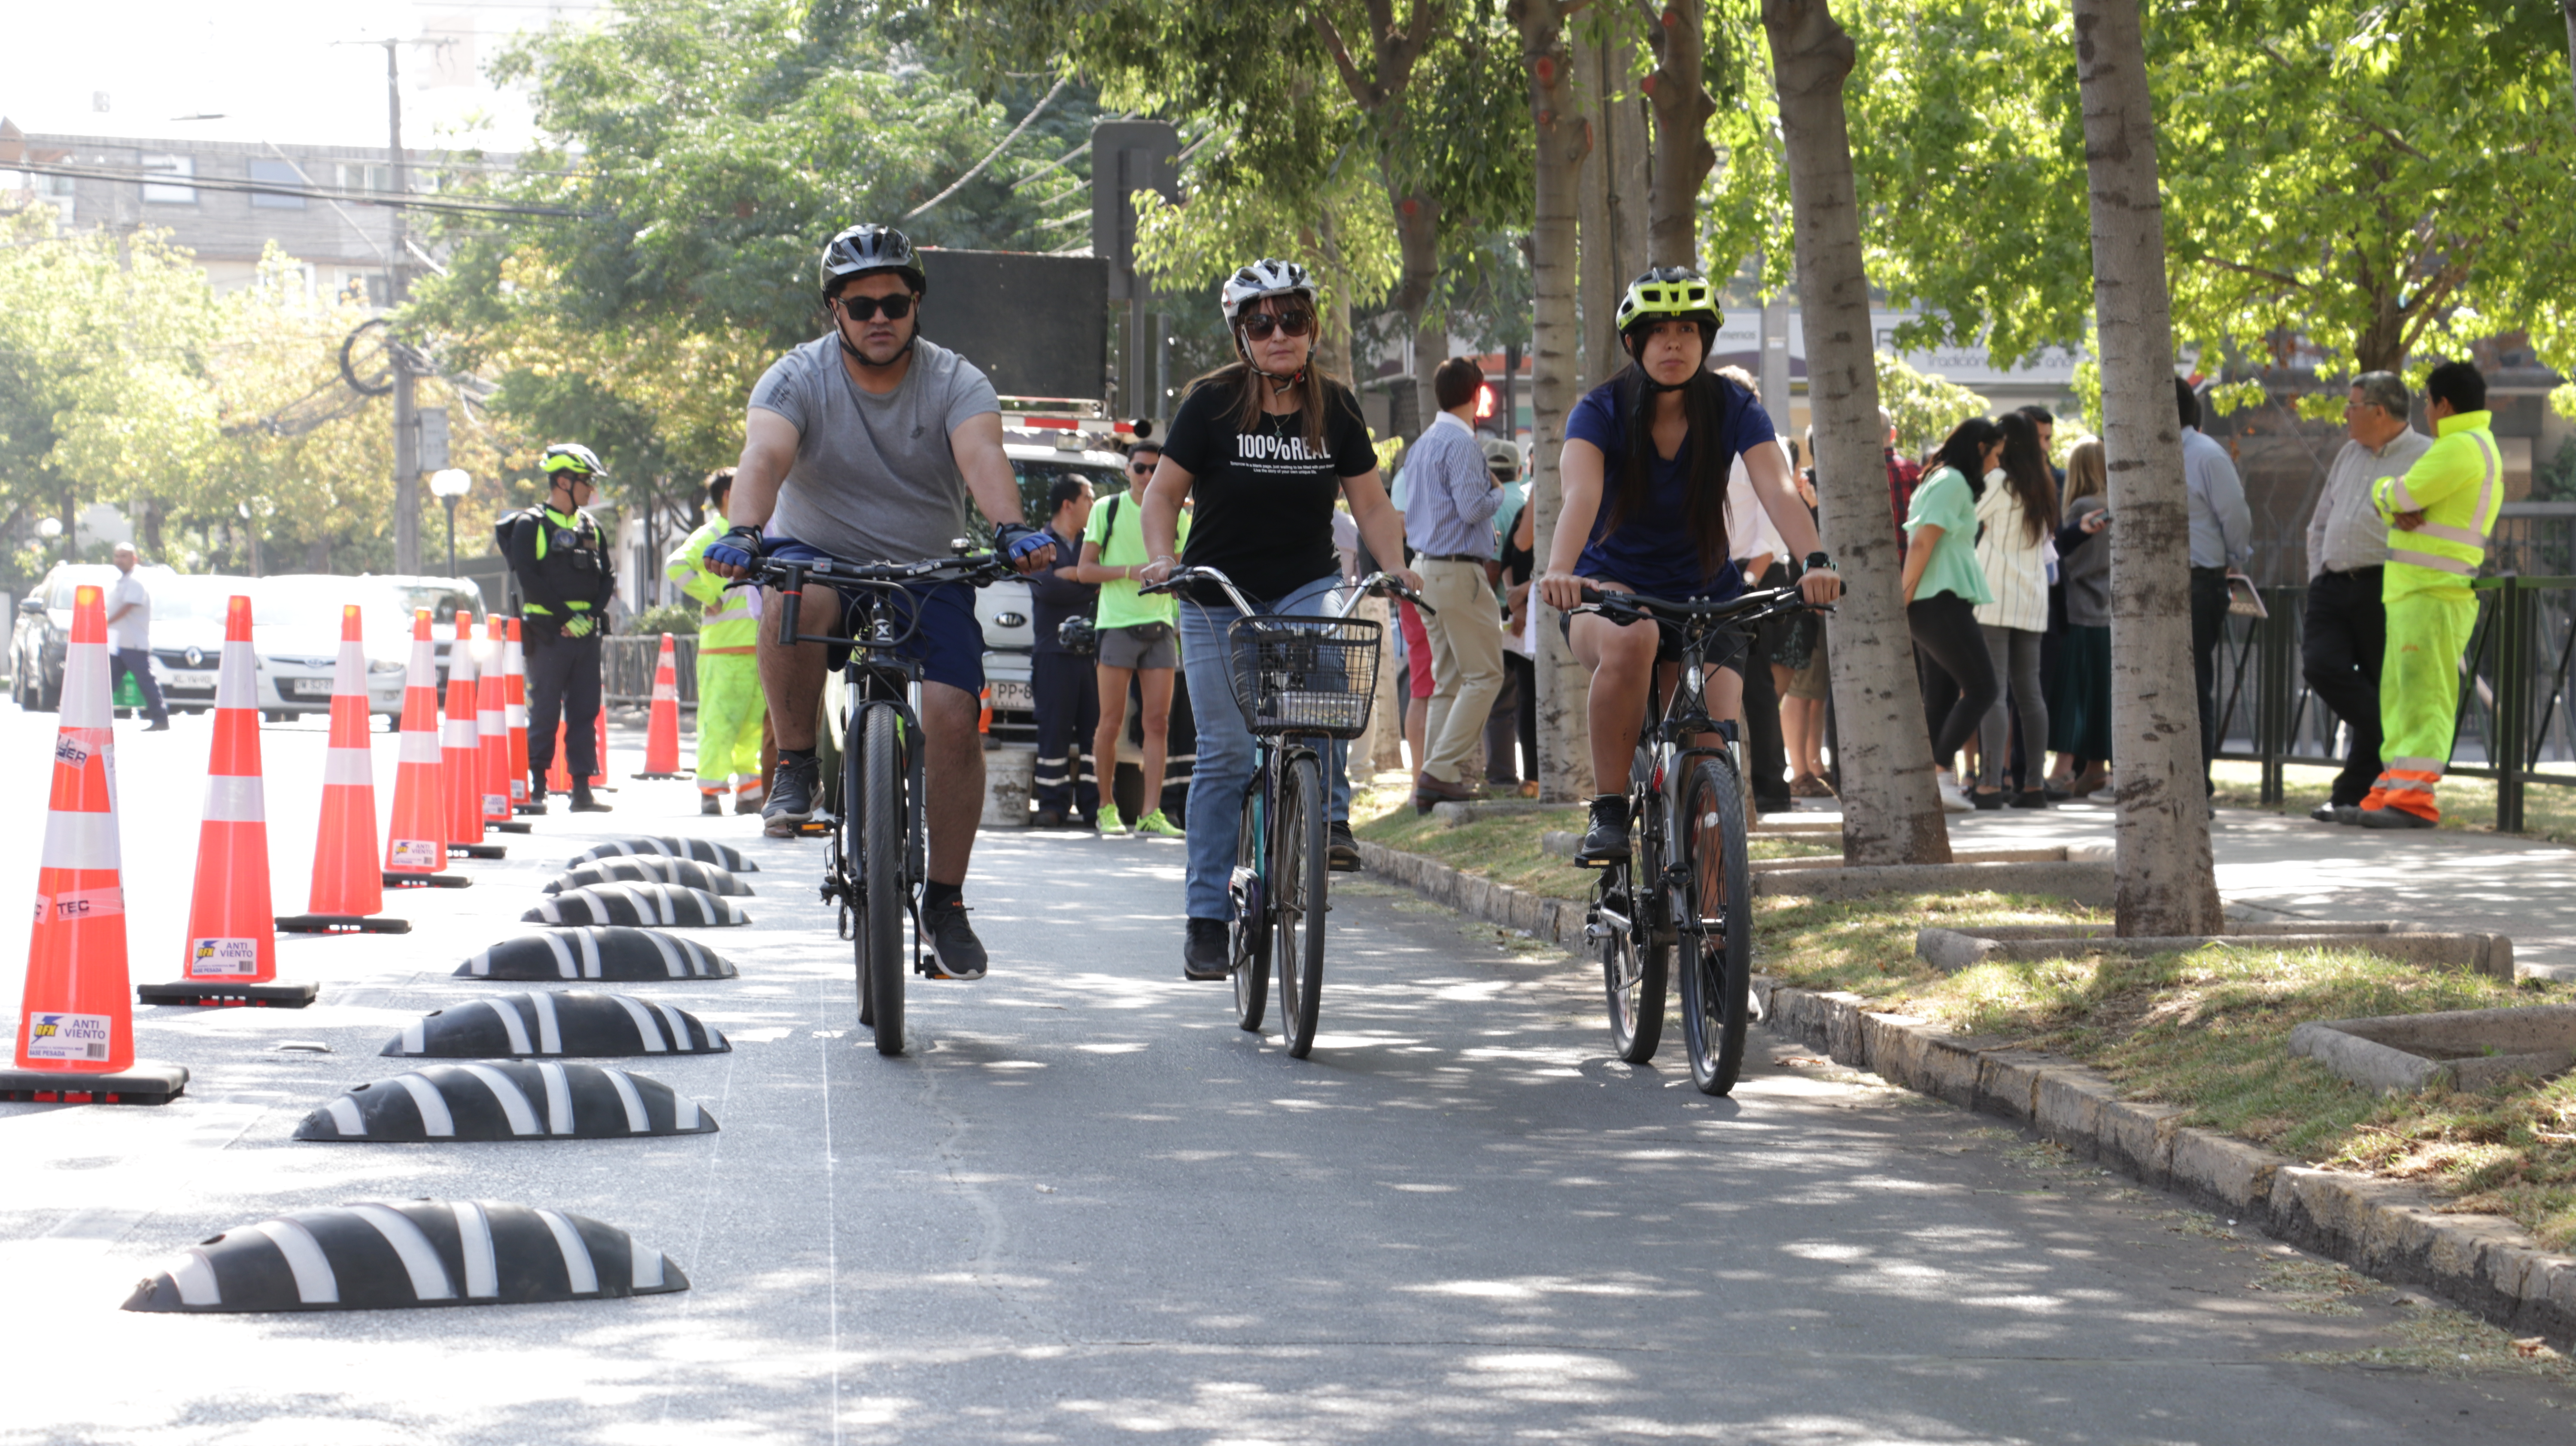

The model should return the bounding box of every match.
[1604,364,1742,576]
[1993,411,2060,544]
[1932,416,2002,500]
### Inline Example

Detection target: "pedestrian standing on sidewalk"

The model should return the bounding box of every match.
[2354,359,2503,829]
[104,542,170,732]
[666,468,769,815]
[501,442,618,813]
[1406,356,1509,814]
[1027,473,1101,828]
[2302,371,2430,823]
[1971,410,2060,808]
[2179,379,2254,794]
[1482,439,1537,790]
[2048,439,2114,798]
[1902,418,2002,812]
[1076,441,1188,837]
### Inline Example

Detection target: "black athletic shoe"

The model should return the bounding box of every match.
[2355,805,2435,830]
[1327,820,1361,872]
[700,793,726,817]
[1575,795,1631,864]
[1183,917,1230,980]
[923,898,988,980]
[764,754,819,838]
[569,782,613,813]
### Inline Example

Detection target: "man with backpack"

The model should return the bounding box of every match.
[500,442,617,813]
[1072,439,1188,837]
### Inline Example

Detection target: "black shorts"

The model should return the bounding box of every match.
[766,539,983,693]
[1558,582,1749,673]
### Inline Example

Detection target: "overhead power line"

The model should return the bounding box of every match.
[10,160,590,218]
[904,75,1069,221]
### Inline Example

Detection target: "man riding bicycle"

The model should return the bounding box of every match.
[702,223,1054,980]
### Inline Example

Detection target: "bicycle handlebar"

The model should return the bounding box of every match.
[1139,565,1436,618]
[739,548,1018,650]
[1574,584,1831,630]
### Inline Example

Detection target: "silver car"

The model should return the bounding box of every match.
[247,577,439,725]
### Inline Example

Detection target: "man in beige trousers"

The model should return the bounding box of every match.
[1405,356,1507,814]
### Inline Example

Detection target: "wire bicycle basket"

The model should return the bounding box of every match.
[1225,615,1381,739]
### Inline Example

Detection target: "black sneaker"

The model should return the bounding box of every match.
[764,754,820,838]
[569,782,613,813]
[1327,820,1361,872]
[700,793,726,817]
[923,898,988,980]
[1576,795,1631,864]
[1183,917,1230,980]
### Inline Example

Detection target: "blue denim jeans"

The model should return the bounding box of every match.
[1179,573,1352,921]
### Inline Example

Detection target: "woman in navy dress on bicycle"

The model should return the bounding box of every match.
[1533,268,1843,862]
[1138,259,1418,981]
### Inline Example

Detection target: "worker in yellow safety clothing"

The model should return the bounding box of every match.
[666,468,769,816]
[2353,360,2503,829]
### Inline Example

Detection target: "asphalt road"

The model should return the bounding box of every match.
[0,707,2566,1444]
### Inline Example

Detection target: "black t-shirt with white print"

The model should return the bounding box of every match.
[1161,375,1379,604]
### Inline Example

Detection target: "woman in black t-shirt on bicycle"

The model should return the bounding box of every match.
[1139,258,1418,981]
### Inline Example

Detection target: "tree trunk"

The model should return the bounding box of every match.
[1579,11,1653,392]
[2072,0,2224,936]
[1513,0,1593,804]
[1302,208,1361,385]
[1761,0,1952,866]
[1388,188,1443,440]
[2562,0,2576,118]
[1645,0,1720,267]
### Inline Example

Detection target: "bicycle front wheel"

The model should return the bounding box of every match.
[1271,753,1328,1058]
[860,703,908,1056]
[1230,773,1271,1032]
[1676,756,1752,1095]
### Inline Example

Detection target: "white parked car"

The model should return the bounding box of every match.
[248,575,482,725]
[146,574,260,712]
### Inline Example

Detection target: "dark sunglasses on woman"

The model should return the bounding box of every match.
[836,293,916,321]
[1239,309,1314,341]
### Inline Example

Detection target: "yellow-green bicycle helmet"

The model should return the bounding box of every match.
[540,442,607,482]
[1614,265,1722,352]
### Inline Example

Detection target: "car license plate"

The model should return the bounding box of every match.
[987,679,1031,710]
[286,677,335,698]
[168,672,213,690]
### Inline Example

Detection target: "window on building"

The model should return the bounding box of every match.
[140,154,195,204]
[339,270,392,308]
[338,162,393,196]
[248,158,306,209]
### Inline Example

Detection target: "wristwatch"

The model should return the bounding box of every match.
[1804,551,1836,572]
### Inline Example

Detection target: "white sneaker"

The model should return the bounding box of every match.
[1935,773,1973,813]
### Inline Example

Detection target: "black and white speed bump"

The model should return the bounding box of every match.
[565,836,758,873]
[523,883,747,928]
[457,927,736,981]
[383,992,730,1059]
[122,1200,688,1312]
[547,855,753,896]
[294,1062,717,1142]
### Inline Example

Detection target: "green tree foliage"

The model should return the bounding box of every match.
[1875,351,1993,458]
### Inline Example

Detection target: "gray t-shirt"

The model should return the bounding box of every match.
[106,571,151,652]
[749,334,1000,565]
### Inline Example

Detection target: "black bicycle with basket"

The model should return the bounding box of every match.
[741,542,1018,1056]
[1142,565,1430,1057]
[1571,583,1827,1095]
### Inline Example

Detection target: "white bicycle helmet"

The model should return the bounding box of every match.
[1220,259,1317,327]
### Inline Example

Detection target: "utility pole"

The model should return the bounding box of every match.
[385,39,420,576]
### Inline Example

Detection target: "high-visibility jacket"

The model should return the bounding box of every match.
[498,504,615,622]
[2373,410,2502,598]
[665,519,760,653]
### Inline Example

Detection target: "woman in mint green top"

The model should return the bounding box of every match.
[1902,417,2004,805]
[1071,442,1191,835]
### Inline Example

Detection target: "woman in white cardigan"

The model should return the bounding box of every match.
[1970,411,2061,807]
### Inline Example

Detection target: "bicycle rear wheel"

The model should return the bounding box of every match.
[860,703,908,1056]
[1230,773,1271,1032]
[1598,859,1668,1063]
[1676,756,1752,1095]
[838,716,869,1031]
[1272,753,1328,1058]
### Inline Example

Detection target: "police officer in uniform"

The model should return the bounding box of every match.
[501,443,617,813]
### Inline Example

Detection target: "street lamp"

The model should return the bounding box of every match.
[428,468,472,577]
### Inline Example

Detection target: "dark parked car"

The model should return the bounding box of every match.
[11,562,177,712]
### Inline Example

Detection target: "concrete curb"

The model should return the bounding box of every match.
[1357,835,2576,1350]
[1917,925,2516,982]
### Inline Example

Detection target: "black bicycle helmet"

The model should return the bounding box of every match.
[819,223,927,298]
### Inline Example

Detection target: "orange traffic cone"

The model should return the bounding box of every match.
[593,708,610,788]
[140,595,316,1007]
[505,618,536,814]
[278,605,407,934]
[0,584,187,1103]
[384,609,466,890]
[546,712,613,795]
[636,632,684,778]
[480,617,528,834]
[443,616,504,860]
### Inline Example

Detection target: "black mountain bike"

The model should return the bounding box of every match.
[1143,565,1428,1057]
[1573,583,1823,1095]
[744,544,1015,1057]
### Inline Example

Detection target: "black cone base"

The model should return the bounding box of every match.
[138,980,320,1009]
[385,872,472,889]
[0,1060,189,1104]
[449,843,509,860]
[490,821,532,834]
[632,772,685,780]
[276,914,412,935]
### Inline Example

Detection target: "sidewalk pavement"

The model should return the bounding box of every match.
[1771,800,2576,981]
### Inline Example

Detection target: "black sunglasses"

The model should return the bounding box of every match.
[1239,310,1315,341]
[835,293,916,321]
[1128,459,1156,474]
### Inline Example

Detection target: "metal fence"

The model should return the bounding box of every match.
[2211,532,2576,832]
[603,635,698,709]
